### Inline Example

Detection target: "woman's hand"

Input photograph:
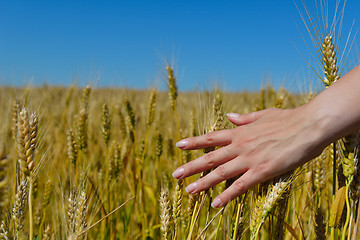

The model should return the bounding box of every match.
[172,106,329,208]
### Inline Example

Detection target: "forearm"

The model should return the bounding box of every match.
[304,64,360,146]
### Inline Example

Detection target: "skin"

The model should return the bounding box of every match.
[172,64,360,208]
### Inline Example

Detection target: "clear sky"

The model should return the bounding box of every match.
[0,0,359,91]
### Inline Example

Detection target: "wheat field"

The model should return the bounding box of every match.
[1,1,360,239]
[0,71,359,240]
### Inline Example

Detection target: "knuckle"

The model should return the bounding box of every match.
[256,161,271,176]
[205,132,216,144]
[266,107,279,113]
[233,179,246,193]
[222,145,232,155]
[215,165,227,179]
[203,152,215,168]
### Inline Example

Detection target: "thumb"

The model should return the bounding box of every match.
[227,108,276,126]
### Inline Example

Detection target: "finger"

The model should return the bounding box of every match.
[172,146,237,179]
[176,129,232,150]
[184,157,248,194]
[227,108,276,126]
[211,170,259,208]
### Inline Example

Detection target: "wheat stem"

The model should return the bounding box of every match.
[232,201,242,240]
[77,196,135,238]
[342,177,353,240]
[29,178,34,240]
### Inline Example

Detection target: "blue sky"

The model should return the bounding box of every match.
[0,0,359,91]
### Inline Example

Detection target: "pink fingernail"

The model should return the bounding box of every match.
[176,140,188,148]
[185,182,197,193]
[227,113,240,118]
[211,197,223,208]
[172,168,184,179]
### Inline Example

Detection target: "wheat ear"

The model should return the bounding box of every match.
[146,89,157,129]
[321,34,339,87]
[75,191,88,240]
[67,192,77,235]
[173,179,183,238]
[0,219,10,240]
[124,97,136,143]
[101,103,111,146]
[160,186,172,240]
[43,179,52,208]
[251,180,291,239]
[17,108,38,240]
[76,85,91,153]
[67,128,78,171]
[12,179,28,238]
[167,65,178,113]
[12,99,20,141]
[43,224,52,240]
[116,106,127,139]
[17,108,38,178]
[0,221,8,239]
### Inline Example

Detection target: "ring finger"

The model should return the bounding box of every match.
[172,146,237,179]
[184,156,249,194]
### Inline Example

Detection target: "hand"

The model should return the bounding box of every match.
[172,106,328,208]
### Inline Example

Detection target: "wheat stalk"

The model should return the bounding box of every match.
[43,179,52,208]
[12,179,28,238]
[76,85,91,153]
[124,97,136,143]
[251,180,291,239]
[116,106,127,139]
[173,179,183,238]
[315,208,326,240]
[67,128,78,171]
[17,108,37,178]
[167,65,178,113]
[12,99,20,141]
[160,186,172,240]
[101,103,111,146]
[321,34,340,87]
[146,89,157,128]
[108,142,119,181]
[43,224,52,240]
[76,108,88,153]
[155,130,163,160]
[0,219,9,240]
[67,192,77,235]
[16,108,38,240]
[75,191,88,240]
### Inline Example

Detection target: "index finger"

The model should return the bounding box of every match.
[176,129,233,150]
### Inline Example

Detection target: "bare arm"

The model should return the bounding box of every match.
[172,64,360,208]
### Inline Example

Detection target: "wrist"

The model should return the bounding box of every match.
[287,101,335,163]
[300,93,346,151]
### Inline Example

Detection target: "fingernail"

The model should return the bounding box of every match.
[185,182,197,193]
[211,197,223,208]
[176,140,188,148]
[227,113,240,118]
[172,168,184,179]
